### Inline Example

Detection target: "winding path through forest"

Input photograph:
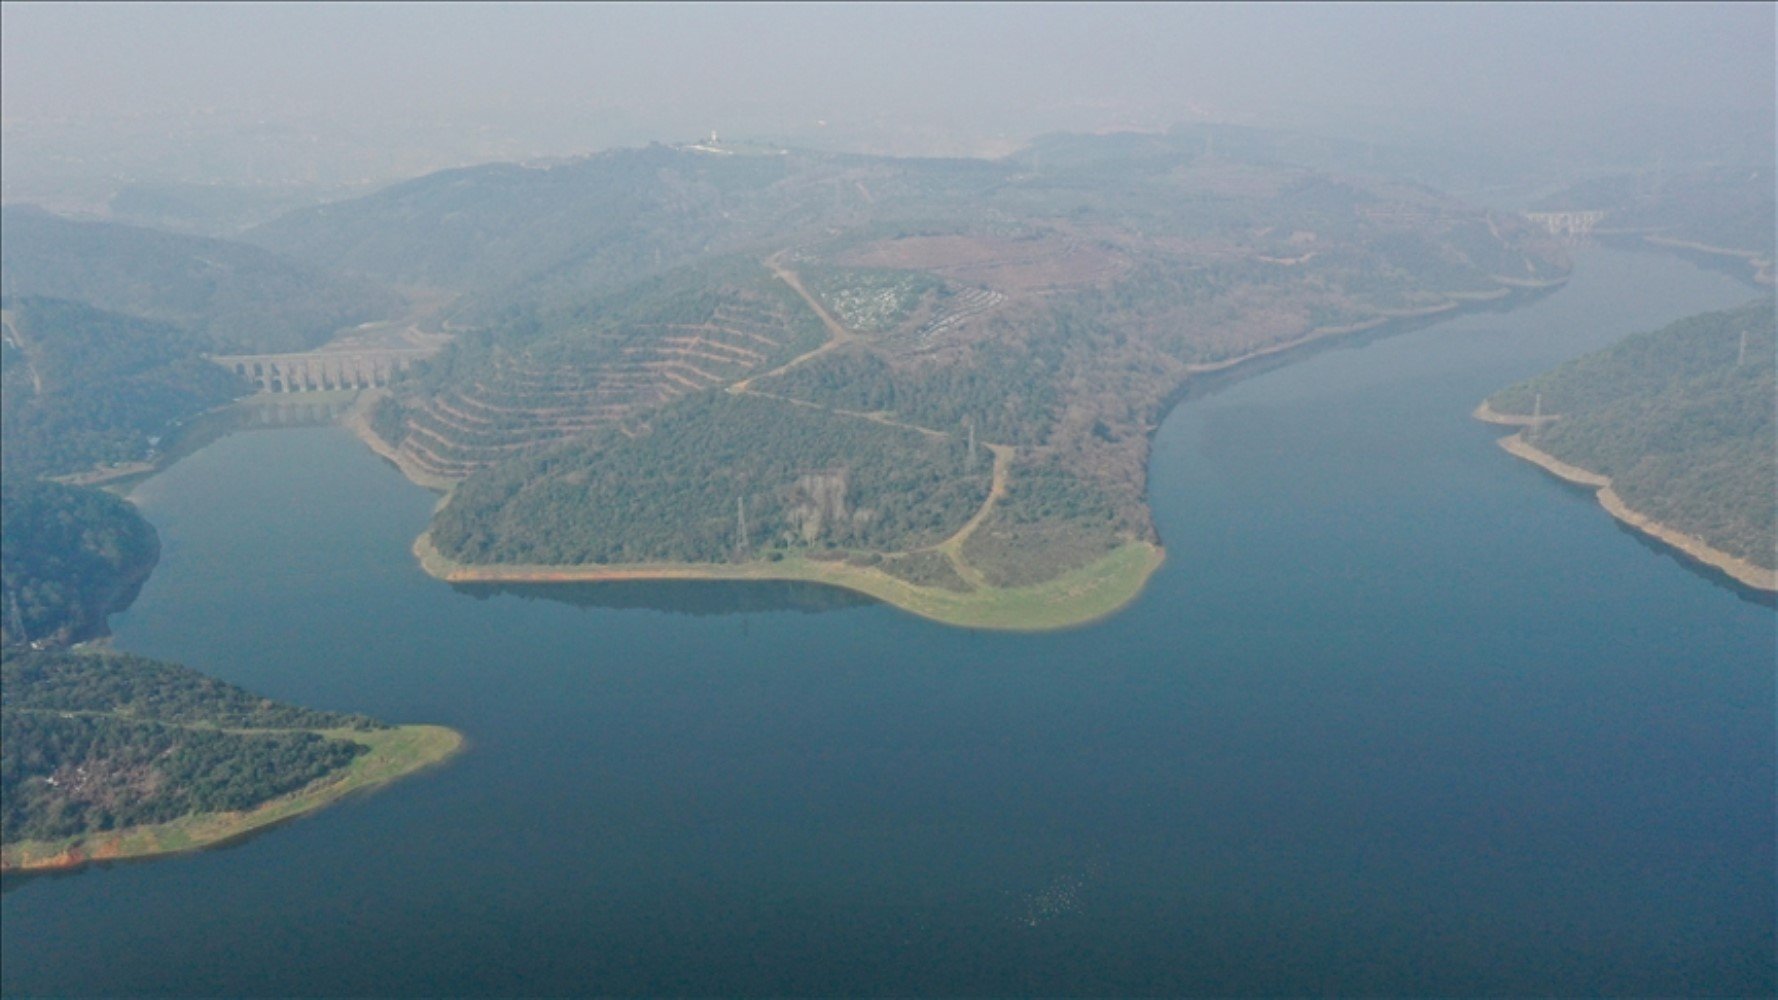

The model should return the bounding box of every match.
[735,252,1016,588]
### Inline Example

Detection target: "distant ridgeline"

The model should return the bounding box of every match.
[0,207,400,484]
[1485,299,1776,586]
[0,207,398,354]
[255,128,1569,617]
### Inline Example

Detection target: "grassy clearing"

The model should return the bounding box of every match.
[419,531,1162,631]
[1,724,463,873]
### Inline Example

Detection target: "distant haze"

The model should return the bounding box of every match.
[2,2,1772,204]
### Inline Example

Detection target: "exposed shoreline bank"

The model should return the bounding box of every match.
[1178,285,1547,380]
[1476,409,1775,592]
[1,724,464,874]
[343,390,458,492]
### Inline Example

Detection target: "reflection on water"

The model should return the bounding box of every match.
[233,393,360,428]
[453,578,880,618]
[1607,520,1778,607]
[99,392,367,493]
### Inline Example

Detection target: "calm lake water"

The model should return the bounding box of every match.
[3,247,1772,996]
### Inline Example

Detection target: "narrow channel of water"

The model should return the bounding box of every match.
[3,246,1770,996]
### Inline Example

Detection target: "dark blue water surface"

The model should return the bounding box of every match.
[3,247,1772,996]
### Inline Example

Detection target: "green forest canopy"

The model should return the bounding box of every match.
[432,391,993,565]
[0,479,160,649]
[2,297,247,479]
[1489,298,1776,569]
[2,650,383,845]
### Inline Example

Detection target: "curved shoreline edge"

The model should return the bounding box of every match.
[1475,406,1776,592]
[1,724,465,874]
[344,390,459,492]
[415,531,1164,632]
[368,281,1566,632]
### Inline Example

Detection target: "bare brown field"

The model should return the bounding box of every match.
[838,234,1130,291]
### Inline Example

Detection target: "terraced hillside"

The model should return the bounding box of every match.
[257,128,1570,627]
[374,261,826,480]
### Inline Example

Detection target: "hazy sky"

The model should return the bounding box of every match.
[5,3,1770,122]
[1,3,1772,198]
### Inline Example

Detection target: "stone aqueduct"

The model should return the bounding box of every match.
[211,348,435,393]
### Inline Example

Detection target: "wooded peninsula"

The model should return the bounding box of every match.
[1,650,460,873]
[246,129,1573,627]
[1479,299,1776,591]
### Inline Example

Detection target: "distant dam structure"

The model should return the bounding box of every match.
[1526,210,1607,240]
[211,347,435,393]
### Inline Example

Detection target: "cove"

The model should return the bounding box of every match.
[1,246,1771,996]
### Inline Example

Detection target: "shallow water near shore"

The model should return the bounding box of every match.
[3,246,1771,996]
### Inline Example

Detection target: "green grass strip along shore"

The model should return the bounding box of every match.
[2,724,463,873]
[417,532,1163,632]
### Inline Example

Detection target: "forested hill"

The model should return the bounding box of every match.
[304,128,1566,600]
[1488,299,1776,572]
[0,296,237,649]
[2,296,248,478]
[245,146,798,300]
[0,479,160,649]
[1,650,380,848]
[0,201,401,480]
[0,206,399,354]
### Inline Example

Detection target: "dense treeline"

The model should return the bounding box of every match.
[758,345,1060,446]
[0,481,160,648]
[2,356,243,478]
[2,651,380,730]
[1,650,383,844]
[1,297,249,478]
[432,391,991,564]
[1492,302,1771,414]
[1489,299,1776,569]
[1,712,365,843]
[0,647,387,839]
